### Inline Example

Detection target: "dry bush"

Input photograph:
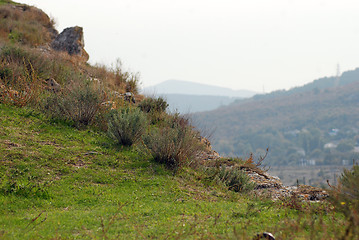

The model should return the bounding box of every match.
[0,44,87,86]
[41,80,107,127]
[0,60,42,107]
[87,59,140,94]
[142,114,204,172]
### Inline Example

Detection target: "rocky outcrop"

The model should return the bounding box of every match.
[51,26,89,61]
[244,168,329,201]
[197,140,328,201]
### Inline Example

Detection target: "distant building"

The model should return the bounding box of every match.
[299,158,316,166]
[324,142,338,149]
[329,128,339,136]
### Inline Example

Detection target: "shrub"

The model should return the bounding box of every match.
[142,114,203,172]
[41,81,106,127]
[138,96,168,113]
[206,166,255,193]
[138,96,169,124]
[329,164,359,239]
[107,107,147,146]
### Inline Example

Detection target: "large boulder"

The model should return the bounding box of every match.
[51,26,89,61]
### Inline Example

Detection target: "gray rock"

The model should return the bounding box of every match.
[51,26,89,61]
[123,92,136,103]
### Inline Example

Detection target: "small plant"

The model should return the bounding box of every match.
[206,166,255,193]
[107,107,148,146]
[142,114,203,172]
[0,178,50,199]
[41,80,106,127]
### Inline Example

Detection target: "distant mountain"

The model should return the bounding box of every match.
[141,79,256,113]
[142,79,257,98]
[193,68,359,166]
[157,94,241,113]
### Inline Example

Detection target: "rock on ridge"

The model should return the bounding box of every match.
[51,26,89,61]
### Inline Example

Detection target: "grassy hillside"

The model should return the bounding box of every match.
[0,103,354,239]
[0,2,358,239]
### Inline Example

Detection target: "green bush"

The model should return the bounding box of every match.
[142,114,202,172]
[329,164,359,239]
[138,96,168,113]
[107,107,147,146]
[206,166,255,193]
[42,81,106,127]
[339,164,359,200]
[138,96,169,124]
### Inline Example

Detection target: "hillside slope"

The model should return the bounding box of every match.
[0,104,342,239]
[194,80,359,166]
[0,2,355,239]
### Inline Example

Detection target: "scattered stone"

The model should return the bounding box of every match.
[196,136,221,163]
[51,26,89,61]
[122,92,136,103]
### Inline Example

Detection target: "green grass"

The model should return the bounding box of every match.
[0,104,349,239]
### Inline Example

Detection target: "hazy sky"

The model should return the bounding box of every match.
[19,0,359,92]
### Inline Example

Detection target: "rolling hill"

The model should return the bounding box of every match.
[193,69,359,166]
[143,79,256,97]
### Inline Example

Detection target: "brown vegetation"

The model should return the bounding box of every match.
[0,4,56,46]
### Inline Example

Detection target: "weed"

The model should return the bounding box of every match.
[0,178,50,199]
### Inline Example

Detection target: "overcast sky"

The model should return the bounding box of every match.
[19,0,359,92]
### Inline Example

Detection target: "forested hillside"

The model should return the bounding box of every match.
[194,74,359,166]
